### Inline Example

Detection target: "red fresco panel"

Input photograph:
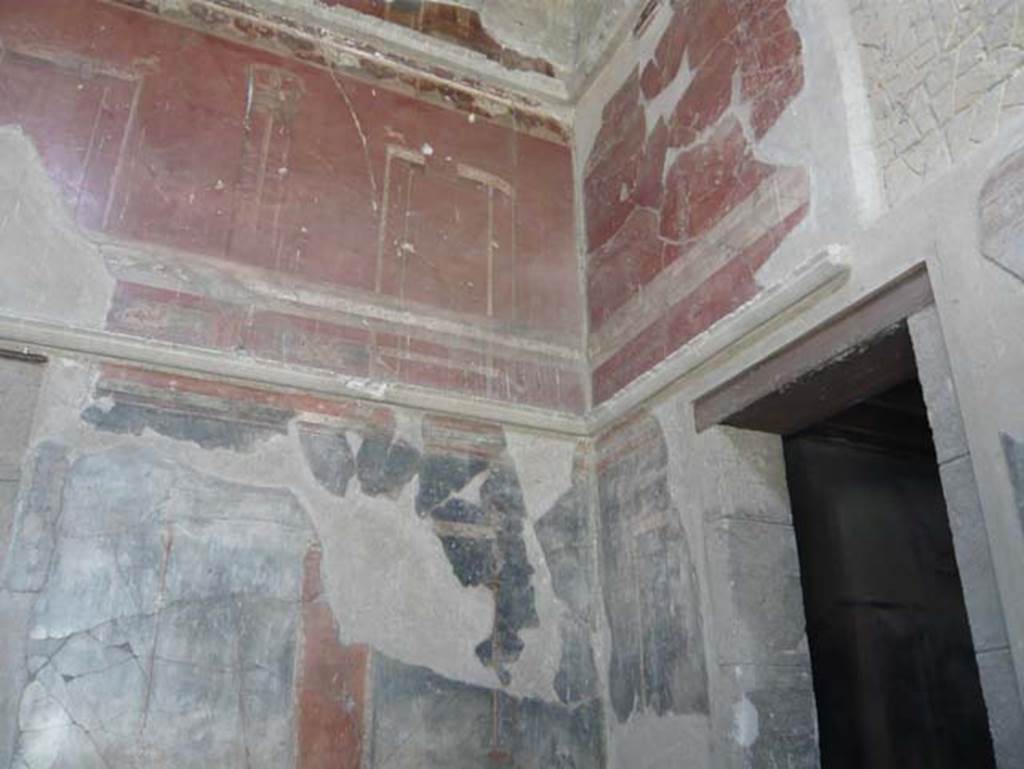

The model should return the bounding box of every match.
[298,545,368,769]
[0,49,138,230]
[0,0,580,344]
[583,0,809,404]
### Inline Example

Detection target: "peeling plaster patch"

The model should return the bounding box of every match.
[733,695,760,749]
[412,416,571,687]
[0,127,114,328]
[369,652,606,768]
[24,360,564,701]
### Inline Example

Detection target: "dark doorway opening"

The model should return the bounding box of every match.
[692,272,999,766]
[784,370,994,768]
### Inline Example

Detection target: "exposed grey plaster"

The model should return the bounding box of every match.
[714,664,819,769]
[0,127,113,329]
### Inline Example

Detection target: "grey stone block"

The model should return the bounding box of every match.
[704,427,794,525]
[939,456,1009,652]
[707,518,810,667]
[714,664,820,769]
[908,306,969,465]
[977,648,1024,768]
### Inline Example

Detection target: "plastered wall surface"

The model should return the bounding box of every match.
[0,0,586,415]
[2,0,1024,766]
[849,0,1024,207]
[593,401,816,769]
[569,0,1024,763]
[0,356,605,768]
[578,0,810,403]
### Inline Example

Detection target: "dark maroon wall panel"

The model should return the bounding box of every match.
[0,0,583,412]
[584,0,809,405]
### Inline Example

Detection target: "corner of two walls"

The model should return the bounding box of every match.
[578,1,1024,764]
[5,0,1024,767]
[575,0,814,406]
[581,398,815,769]
[574,0,1024,764]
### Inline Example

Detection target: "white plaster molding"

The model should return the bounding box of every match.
[586,253,850,435]
[0,315,589,436]
[0,253,847,438]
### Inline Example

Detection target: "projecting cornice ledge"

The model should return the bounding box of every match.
[0,253,848,439]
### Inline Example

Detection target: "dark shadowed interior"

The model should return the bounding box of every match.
[785,379,995,768]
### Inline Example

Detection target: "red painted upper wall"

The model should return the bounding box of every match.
[0,0,812,416]
[0,0,579,344]
[584,0,809,405]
